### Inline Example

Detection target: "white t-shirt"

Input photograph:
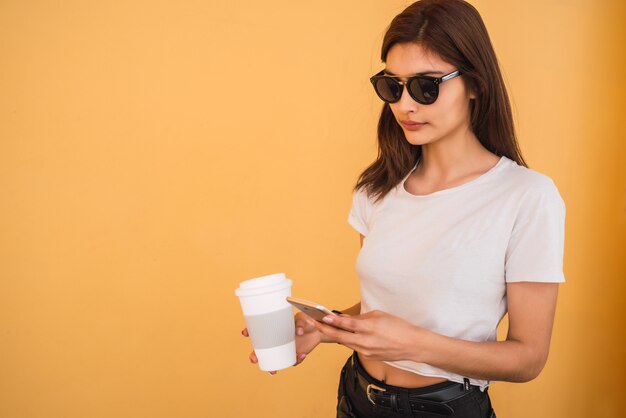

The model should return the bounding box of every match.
[347,155,566,391]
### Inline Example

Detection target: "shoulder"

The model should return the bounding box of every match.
[503,157,556,189]
[502,158,564,203]
[499,157,565,214]
[352,185,379,206]
[348,186,382,236]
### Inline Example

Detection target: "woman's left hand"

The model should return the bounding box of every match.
[314,310,428,362]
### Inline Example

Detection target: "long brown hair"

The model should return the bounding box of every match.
[355,0,527,203]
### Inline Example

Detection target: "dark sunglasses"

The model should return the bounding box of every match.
[369,69,462,104]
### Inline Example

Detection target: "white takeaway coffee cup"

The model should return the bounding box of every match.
[235,273,296,371]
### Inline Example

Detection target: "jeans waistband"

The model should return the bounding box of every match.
[349,351,477,402]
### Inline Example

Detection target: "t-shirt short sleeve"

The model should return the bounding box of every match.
[505,177,566,283]
[348,187,374,236]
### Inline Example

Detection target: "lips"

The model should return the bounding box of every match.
[400,120,428,131]
[401,120,427,126]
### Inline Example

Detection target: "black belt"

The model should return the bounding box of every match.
[350,352,478,415]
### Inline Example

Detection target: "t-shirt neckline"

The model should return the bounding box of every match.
[400,155,507,198]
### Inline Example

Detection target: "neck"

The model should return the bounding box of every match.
[415,129,495,183]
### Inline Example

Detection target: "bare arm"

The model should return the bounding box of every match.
[320,233,560,382]
[341,302,361,316]
[413,281,559,382]
[317,281,560,382]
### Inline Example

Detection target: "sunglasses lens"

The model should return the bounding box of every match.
[409,79,438,104]
[374,78,402,103]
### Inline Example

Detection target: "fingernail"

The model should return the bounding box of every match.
[300,353,306,360]
[297,327,303,335]
[322,316,333,323]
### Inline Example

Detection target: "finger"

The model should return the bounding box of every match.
[315,320,358,347]
[295,313,317,331]
[295,318,314,331]
[249,352,258,363]
[269,371,277,375]
[242,328,249,337]
[322,315,359,333]
[292,317,305,335]
[294,353,307,365]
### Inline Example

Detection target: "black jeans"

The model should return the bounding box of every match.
[337,351,496,418]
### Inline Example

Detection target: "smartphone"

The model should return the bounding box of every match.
[287,297,355,333]
[286,296,337,321]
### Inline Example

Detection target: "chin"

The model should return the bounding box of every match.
[403,133,434,146]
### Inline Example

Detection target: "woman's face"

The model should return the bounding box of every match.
[385,42,475,146]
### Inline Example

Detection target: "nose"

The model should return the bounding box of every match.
[395,83,420,113]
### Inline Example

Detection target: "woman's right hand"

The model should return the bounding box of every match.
[241,311,335,375]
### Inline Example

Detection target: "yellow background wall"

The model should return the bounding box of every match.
[1,1,624,417]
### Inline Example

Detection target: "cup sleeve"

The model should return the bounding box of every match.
[505,178,566,283]
[347,188,373,236]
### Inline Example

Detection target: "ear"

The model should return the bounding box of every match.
[464,79,478,100]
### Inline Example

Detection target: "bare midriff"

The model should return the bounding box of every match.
[358,352,448,388]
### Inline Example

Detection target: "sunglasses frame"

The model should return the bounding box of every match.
[369,69,462,104]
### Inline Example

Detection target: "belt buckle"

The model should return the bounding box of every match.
[366,383,386,405]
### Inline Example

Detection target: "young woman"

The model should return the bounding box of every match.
[243,1,566,417]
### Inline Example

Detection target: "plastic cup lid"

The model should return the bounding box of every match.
[235,273,292,297]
